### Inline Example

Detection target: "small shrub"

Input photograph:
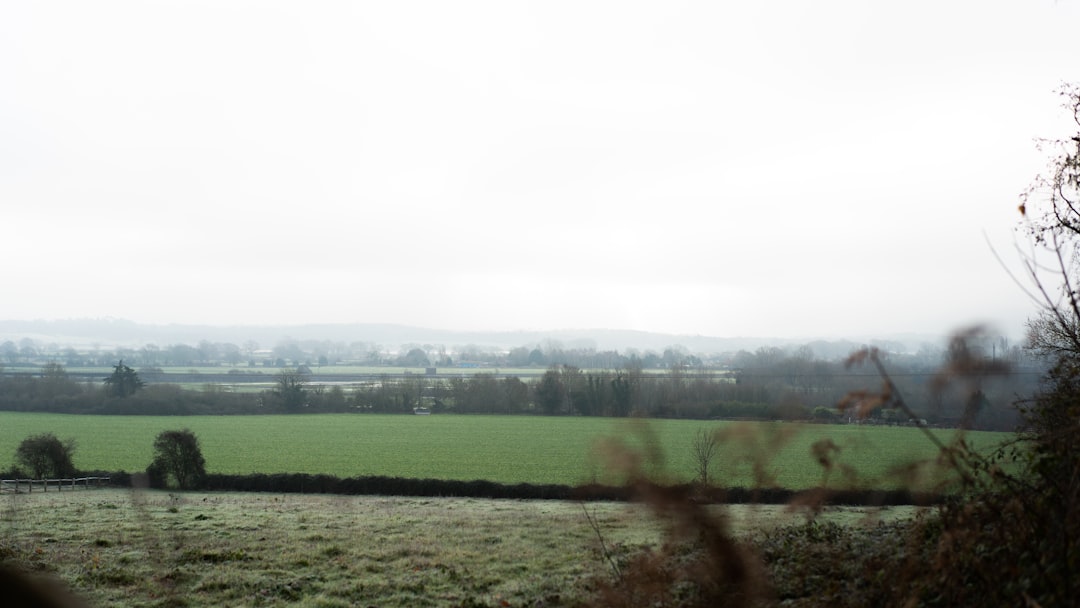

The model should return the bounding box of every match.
[14,433,76,479]
[147,429,206,490]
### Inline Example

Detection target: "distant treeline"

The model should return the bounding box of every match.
[0,333,1032,374]
[0,349,1041,429]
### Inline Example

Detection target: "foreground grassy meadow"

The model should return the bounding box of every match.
[1,488,915,607]
[0,413,1011,490]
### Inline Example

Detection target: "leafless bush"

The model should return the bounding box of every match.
[690,428,719,486]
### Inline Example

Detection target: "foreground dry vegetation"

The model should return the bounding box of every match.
[1,488,912,607]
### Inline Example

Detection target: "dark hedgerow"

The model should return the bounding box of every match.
[118,471,930,505]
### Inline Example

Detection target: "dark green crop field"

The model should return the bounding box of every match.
[0,413,1011,490]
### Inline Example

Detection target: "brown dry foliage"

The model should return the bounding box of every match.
[586,423,770,607]
[583,325,1080,607]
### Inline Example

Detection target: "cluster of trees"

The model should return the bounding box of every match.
[8,428,206,490]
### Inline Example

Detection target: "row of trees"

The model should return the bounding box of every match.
[296,353,1036,428]
[9,429,205,490]
[0,353,1036,428]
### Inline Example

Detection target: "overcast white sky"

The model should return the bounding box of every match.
[2,1,1077,340]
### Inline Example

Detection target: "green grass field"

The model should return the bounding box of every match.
[0,413,1012,490]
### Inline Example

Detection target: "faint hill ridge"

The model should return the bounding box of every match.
[0,318,941,355]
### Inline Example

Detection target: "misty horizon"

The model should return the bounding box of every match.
[0,316,1013,358]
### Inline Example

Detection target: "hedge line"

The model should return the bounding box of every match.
[35,470,943,506]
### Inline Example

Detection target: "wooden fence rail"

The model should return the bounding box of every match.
[0,476,111,493]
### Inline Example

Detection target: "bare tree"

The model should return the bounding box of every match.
[1016,83,1080,357]
[690,428,720,486]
